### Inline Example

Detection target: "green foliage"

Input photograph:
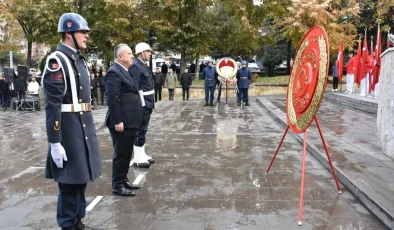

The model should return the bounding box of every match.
[261,44,287,76]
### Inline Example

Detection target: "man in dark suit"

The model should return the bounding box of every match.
[105,44,143,196]
[43,13,102,230]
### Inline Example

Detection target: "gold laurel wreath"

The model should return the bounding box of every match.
[287,35,327,132]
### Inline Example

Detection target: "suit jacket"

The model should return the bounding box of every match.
[105,62,143,129]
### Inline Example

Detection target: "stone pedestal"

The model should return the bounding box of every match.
[377,47,394,159]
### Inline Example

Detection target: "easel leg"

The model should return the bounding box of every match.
[298,130,308,226]
[314,117,342,193]
[266,125,289,174]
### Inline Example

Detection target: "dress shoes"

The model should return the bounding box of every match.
[112,185,136,196]
[74,221,86,230]
[147,158,155,164]
[124,181,140,189]
[245,102,250,106]
[62,227,76,230]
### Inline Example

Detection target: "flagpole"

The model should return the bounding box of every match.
[370,35,373,95]
[364,28,368,98]
[353,34,362,95]
[388,29,391,48]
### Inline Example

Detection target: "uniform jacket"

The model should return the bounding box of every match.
[236,67,252,88]
[129,59,155,110]
[105,62,143,129]
[203,66,216,87]
[44,44,102,184]
[165,73,177,89]
[180,73,193,89]
[153,72,165,87]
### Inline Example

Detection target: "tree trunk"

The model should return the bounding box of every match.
[27,40,32,68]
[180,48,187,75]
[195,58,198,80]
[286,40,291,75]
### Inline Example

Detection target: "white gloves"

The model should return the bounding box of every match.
[50,143,68,168]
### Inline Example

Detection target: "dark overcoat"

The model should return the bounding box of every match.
[44,44,102,184]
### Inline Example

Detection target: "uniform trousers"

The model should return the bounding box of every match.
[110,128,137,188]
[205,86,215,101]
[57,183,87,227]
[237,88,249,102]
[135,107,153,147]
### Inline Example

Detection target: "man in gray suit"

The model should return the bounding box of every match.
[105,44,143,196]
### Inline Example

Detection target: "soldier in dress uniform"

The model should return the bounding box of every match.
[43,13,102,230]
[236,61,252,106]
[128,42,155,168]
[202,60,216,106]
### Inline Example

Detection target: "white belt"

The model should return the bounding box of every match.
[61,103,92,112]
[138,90,154,107]
[142,90,154,95]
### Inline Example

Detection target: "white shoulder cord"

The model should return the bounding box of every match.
[54,51,78,106]
[41,53,67,95]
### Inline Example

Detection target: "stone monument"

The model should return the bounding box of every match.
[377,47,394,159]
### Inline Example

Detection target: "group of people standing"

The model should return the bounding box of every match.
[153,66,193,102]
[202,60,252,106]
[42,13,158,230]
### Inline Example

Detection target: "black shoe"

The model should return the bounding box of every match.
[217,99,220,103]
[124,181,140,189]
[204,101,209,106]
[147,158,155,164]
[132,162,150,168]
[112,185,136,196]
[245,102,250,106]
[209,101,214,106]
[62,227,76,230]
[237,102,241,106]
[74,221,85,230]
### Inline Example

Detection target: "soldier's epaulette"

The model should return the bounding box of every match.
[41,52,68,95]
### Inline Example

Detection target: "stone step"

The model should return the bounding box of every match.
[324,92,378,114]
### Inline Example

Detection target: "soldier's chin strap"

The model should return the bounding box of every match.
[71,32,80,50]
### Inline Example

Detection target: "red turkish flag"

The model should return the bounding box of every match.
[337,42,344,81]
[371,25,382,91]
[355,36,368,86]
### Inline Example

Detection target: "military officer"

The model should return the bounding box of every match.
[43,13,102,230]
[236,61,252,106]
[202,60,216,106]
[128,42,155,168]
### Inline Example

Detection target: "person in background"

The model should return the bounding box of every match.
[332,62,339,91]
[98,70,106,105]
[153,67,165,102]
[344,52,356,94]
[236,61,252,106]
[28,74,40,96]
[202,60,216,106]
[0,74,5,106]
[90,73,99,108]
[180,68,193,101]
[165,68,177,101]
